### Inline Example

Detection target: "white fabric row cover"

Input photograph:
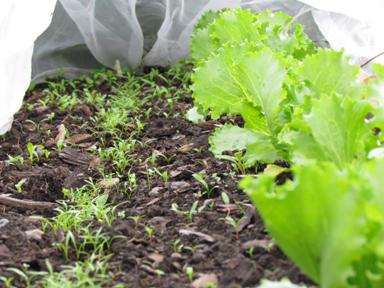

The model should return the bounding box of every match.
[1,0,384,135]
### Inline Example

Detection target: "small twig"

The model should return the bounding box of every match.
[360,51,384,68]
[0,194,58,210]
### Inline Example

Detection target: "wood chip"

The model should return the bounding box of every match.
[179,229,215,243]
[241,239,275,251]
[141,197,161,208]
[55,124,66,144]
[148,253,164,267]
[178,143,194,153]
[237,204,256,232]
[59,147,100,169]
[217,204,240,213]
[168,181,191,193]
[65,134,93,145]
[0,194,58,210]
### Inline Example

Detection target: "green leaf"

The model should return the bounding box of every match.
[236,49,287,133]
[209,124,260,157]
[190,9,315,63]
[245,135,285,164]
[291,93,373,168]
[191,44,249,119]
[300,49,360,97]
[194,10,223,31]
[192,46,287,131]
[242,160,384,288]
[190,27,217,62]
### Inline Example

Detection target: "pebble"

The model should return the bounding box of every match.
[191,273,218,288]
[25,229,44,241]
[149,187,163,197]
[0,218,9,229]
[0,244,11,259]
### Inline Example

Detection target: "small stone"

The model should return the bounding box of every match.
[25,229,44,241]
[0,245,11,259]
[168,181,191,193]
[0,218,9,229]
[171,252,183,260]
[97,178,120,189]
[149,187,163,197]
[191,273,218,288]
[172,262,182,270]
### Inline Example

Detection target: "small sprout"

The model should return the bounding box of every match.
[192,172,218,198]
[185,266,194,282]
[26,142,50,164]
[221,192,231,205]
[171,239,184,253]
[246,247,255,257]
[188,201,199,222]
[0,275,14,288]
[145,225,155,239]
[118,211,126,219]
[6,155,24,166]
[155,269,165,276]
[129,215,142,226]
[15,179,27,193]
[153,167,169,183]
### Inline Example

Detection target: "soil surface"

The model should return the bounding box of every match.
[0,67,311,287]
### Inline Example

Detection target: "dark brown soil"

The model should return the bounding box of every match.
[0,68,311,287]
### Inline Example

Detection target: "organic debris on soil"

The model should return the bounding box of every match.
[0,65,310,287]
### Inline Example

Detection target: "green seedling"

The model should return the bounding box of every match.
[192,172,218,198]
[26,142,50,164]
[185,266,194,282]
[129,215,142,226]
[0,275,14,288]
[29,255,111,287]
[5,268,31,287]
[152,167,169,183]
[6,155,24,166]
[171,239,184,253]
[221,151,248,175]
[221,191,231,205]
[171,201,207,222]
[15,178,27,193]
[221,215,244,239]
[145,225,155,239]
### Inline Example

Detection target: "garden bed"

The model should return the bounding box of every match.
[0,65,310,287]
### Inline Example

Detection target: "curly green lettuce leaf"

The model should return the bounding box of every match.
[191,44,250,119]
[194,10,223,31]
[191,9,315,63]
[300,49,360,98]
[235,49,287,134]
[192,45,287,129]
[209,124,284,164]
[209,124,259,157]
[191,9,258,62]
[242,159,384,288]
[287,93,377,168]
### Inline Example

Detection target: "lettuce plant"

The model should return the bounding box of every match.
[241,159,384,288]
[191,9,384,168]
